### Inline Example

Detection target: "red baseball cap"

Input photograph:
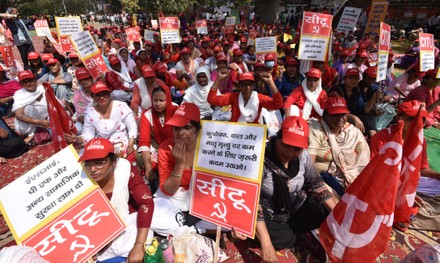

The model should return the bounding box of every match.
[357,51,368,58]
[233,49,243,56]
[91,81,111,94]
[75,68,91,80]
[325,96,350,115]
[144,40,153,46]
[181,47,191,54]
[341,49,350,56]
[281,116,309,149]
[213,46,222,52]
[166,103,200,127]
[222,40,230,46]
[42,53,53,61]
[285,57,298,66]
[365,67,378,79]
[202,37,211,42]
[240,36,247,43]
[216,54,227,62]
[345,68,360,77]
[46,58,60,65]
[254,62,266,69]
[142,65,156,78]
[0,65,5,72]
[155,63,167,73]
[265,54,275,61]
[68,52,79,59]
[18,70,35,82]
[306,68,322,79]
[153,32,159,36]
[239,72,255,82]
[425,68,440,79]
[28,52,40,60]
[108,55,120,66]
[78,138,115,162]
[113,38,122,43]
[397,100,429,118]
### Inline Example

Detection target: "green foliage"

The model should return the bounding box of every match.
[138,0,198,15]
[204,0,250,8]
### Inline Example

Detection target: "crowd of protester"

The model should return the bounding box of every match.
[0,5,440,262]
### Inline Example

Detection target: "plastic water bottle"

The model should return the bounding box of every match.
[159,238,174,263]
[144,239,164,263]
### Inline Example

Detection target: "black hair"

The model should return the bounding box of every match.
[245,45,255,53]
[108,152,118,163]
[189,120,202,132]
[152,86,166,96]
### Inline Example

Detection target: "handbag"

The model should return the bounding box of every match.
[34,127,52,145]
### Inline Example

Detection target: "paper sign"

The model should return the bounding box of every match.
[196,20,208,35]
[144,30,155,42]
[336,7,362,35]
[60,35,76,53]
[70,31,107,79]
[364,0,389,37]
[151,20,158,30]
[55,16,83,36]
[159,17,180,44]
[190,121,267,238]
[224,17,236,35]
[125,27,141,42]
[376,22,391,82]
[298,12,333,61]
[247,29,258,46]
[0,46,14,67]
[34,20,51,37]
[255,37,277,63]
[22,189,125,263]
[419,33,435,72]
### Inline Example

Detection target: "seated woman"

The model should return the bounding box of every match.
[11,70,50,143]
[255,116,336,261]
[183,66,219,119]
[284,68,327,120]
[66,81,137,158]
[308,96,370,196]
[207,71,283,123]
[78,138,154,262]
[138,85,178,186]
[0,65,21,117]
[209,54,233,94]
[275,57,304,100]
[38,58,73,102]
[27,52,48,79]
[118,47,138,75]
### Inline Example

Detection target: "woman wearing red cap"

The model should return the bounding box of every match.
[174,47,200,91]
[66,81,137,157]
[308,96,370,196]
[138,85,178,188]
[208,71,283,123]
[78,138,154,262]
[250,116,335,261]
[275,56,304,99]
[27,52,49,79]
[284,68,327,121]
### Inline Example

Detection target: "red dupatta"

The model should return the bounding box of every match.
[151,84,178,145]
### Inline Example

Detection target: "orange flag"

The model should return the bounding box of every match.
[44,83,77,152]
[320,121,404,262]
[394,107,425,225]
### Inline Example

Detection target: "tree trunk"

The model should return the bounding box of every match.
[255,0,280,24]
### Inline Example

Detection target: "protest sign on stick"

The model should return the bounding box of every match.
[336,7,362,35]
[298,12,333,62]
[55,16,83,53]
[255,36,277,63]
[365,0,389,37]
[376,22,391,82]
[419,33,435,72]
[196,20,208,35]
[159,17,180,44]
[34,20,51,37]
[0,46,14,67]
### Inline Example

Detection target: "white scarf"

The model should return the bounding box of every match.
[183,67,215,118]
[238,91,259,123]
[118,47,137,73]
[111,67,133,89]
[110,158,131,220]
[301,78,323,120]
[11,84,45,112]
[134,77,152,110]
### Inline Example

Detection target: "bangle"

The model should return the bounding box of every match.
[134,241,144,245]
[172,172,182,177]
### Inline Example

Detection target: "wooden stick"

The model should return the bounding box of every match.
[213,225,221,262]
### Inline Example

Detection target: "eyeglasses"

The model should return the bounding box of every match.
[84,158,108,169]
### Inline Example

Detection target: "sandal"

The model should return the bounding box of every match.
[393,222,408,232]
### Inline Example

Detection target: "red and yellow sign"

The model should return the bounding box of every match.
[298,12,333,61]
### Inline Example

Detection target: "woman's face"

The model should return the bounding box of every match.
[275,138,304,164]
[182,53,190,63]
[78,77,93,90]
[173,122,198,144]
[152,90,167,113]
[49,63,61,74]
[187,41,194,49]
[239,81,255,100]
[286,64,298,76]
[119,49,129,60]
[92,91,111,106]
[21,78,38,93]
[217,61,227,69]
[30,59,39,66]
[248,47,255,56]
[306,77,320,91]
[139,52,147,60]
[345,75,360,89]
[197,72,208,86]
[84,156,115,183]
[323,113,347,131]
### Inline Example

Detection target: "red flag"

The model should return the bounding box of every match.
[394,107,425,225]
[44,83,77,152]
[320,121,404,262]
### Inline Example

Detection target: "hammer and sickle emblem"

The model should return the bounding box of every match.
[70,235,95,262]
[210,202,227,222]
[326,193,393,259]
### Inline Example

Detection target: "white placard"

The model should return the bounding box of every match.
[298,36,329,61]
[0,146,94,238]
[70,31,99,59]
[336,7,362,35]
[144,30,155,42]
[55,16,83,36]
[34,20,51,37]
[255,37,277,53]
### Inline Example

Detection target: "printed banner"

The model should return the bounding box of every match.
[151,20,158,30]
[70,31,107,79]
[336,7,362,35]
[255,37,277,63]
[0,46,14,67]
[224,17,236,35]
[196,20,208,35]
[159,17,180,44]
[34,20,51,37]
[190,121,267,238]
[60,35,76,53]
[364,0,389,37]
[55,16,83,36]
[419,33,435,72]
[298,11,333,61]
[247,29,258,46]
[144,30,155,42]
[376,22,391,82]
[125,27,142,42]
